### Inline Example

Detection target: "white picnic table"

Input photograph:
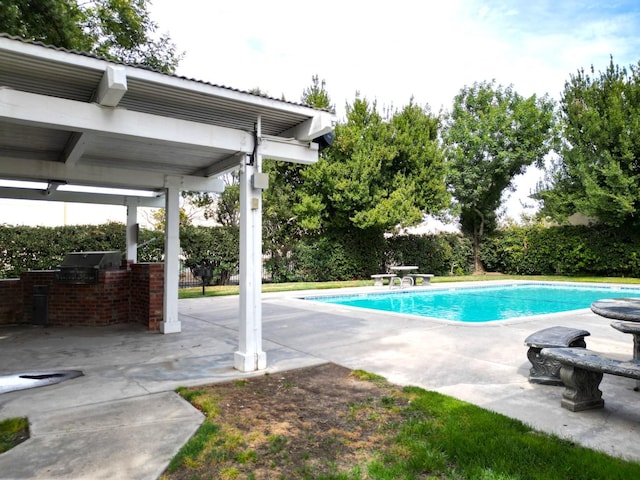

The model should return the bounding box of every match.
[389,266,418,287]
[389,265,419,273]
[371,266,434,287]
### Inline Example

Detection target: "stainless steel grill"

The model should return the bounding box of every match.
[55,251,121,284]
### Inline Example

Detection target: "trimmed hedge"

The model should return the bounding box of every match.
[482,224,640,277]
[289,231,473,281]
[3,223,638,282]
[180,225,239,285]
[385,233,473,276]
[0,223,163,278]
[292,228,387,282]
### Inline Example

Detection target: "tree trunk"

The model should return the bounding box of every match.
[472,234,485,274]
[472,208,485,274]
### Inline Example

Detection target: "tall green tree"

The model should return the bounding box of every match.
[0,0,181,72]
[443,81,557,273]
[300,74,334,111]
[536,59,640,227]
[292,96,448,278]
[297,95,448,233]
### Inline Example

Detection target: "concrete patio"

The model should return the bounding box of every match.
[1,282,640,478]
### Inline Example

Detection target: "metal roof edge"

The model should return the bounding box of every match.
[0,33,335,116]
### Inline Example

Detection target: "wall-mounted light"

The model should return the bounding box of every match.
[58,184,160,197]
[0,179,49,190]
[312,131,335,151]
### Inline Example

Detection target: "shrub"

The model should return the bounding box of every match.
[292,228,386,281]
[385,233,473,276]
[180,225,239,285]
[0,223,166,279]
[482,225,640,277]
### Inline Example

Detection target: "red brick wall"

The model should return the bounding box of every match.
[0,264,164,330]
[130,263,164,331]
[20,270,130,327]
[0,279,22,325]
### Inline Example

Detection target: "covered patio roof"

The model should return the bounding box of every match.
[0,34,336,371]
[0,33,334,203]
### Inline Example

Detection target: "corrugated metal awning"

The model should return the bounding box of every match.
[0,34,335,205]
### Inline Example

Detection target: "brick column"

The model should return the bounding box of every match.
[130,263,164,331]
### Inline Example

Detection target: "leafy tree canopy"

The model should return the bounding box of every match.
[296,95,449,233]
[301,74,334,111]
[443,80,557,272]
[0,0,181,73]
[536,58,640,227]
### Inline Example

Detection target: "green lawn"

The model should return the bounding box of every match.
[179,274,640,299]
[163,370,640,479]
[0,417,29,453]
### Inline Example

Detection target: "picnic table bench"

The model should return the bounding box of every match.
[524,326,590,385]
[371,272,434,288]
[370,273,396,287]
[540,347,640,411]
[408,273,434,286]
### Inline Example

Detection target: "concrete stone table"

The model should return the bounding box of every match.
[591,298,640,322]
[591,298,640,390]
[389,265,418,287]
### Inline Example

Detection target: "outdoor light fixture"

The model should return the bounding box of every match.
[312,131,335,151]
[0,178,161,199]
[0,179,49,190]
[96,65,127,107]
[58,184,161,197]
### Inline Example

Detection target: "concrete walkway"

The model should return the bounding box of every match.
[2,282,640,478]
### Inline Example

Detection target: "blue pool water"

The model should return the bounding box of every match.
[304,283,640,322]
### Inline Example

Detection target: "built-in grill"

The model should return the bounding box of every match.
[54,251,122,284]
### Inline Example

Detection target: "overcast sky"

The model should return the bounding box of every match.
[3,1,639,226]
[149,0,640,116]
[145,0,640,221]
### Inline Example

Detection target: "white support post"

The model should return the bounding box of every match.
[126,203,138,263]
[160,179,181,334]
[235,121,267,371]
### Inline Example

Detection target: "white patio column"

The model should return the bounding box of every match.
[126,202,138,263]
[160,178,181,333]
[235,125,267,371]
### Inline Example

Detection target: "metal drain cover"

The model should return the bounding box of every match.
[0,370,83,394]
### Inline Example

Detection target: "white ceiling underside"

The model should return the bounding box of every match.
[0,35,335,207]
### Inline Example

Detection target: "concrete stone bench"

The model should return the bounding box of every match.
[371,274,397,287]
[408,274,434,286]
[610,320,640,390]
[524,326,590,385]
[540,347,640,411]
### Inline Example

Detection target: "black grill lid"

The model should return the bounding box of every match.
[59,251,121,270]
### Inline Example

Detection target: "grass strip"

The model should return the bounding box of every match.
[0,417,29,453]
[179,275,640,299]
[387,387,638,479]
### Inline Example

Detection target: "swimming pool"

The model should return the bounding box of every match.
[303,283,640,322]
